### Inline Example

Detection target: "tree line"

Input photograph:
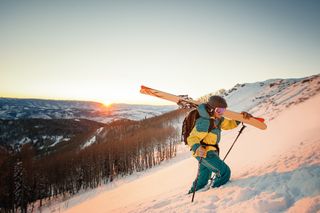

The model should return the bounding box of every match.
[0,109,186,212]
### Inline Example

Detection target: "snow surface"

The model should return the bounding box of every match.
[41,88,320,213]
[48,136,64,147]
[81,127,105,149]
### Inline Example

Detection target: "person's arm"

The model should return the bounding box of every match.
[220,117,240,130]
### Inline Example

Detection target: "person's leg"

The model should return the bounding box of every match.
[189,158,212,193]
[202,156,231,188]
[212,163,230,187]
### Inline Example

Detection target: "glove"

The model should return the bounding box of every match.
[241,111,253,119]
[195,146,207,158]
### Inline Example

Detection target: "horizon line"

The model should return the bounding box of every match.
[0,96,177,106]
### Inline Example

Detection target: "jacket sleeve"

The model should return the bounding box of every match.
[221,117,240,130]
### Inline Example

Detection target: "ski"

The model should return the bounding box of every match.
[140,85,267,130]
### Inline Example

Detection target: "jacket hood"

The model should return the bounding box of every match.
[197,104,210,119]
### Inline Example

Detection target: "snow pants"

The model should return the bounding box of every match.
[189,152,231,193]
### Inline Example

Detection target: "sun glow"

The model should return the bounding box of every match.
[101,100,113,107]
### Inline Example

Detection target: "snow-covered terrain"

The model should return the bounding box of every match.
[40,75,320,213]
[201,75,320,118]
[0,99,177,123]
[81,127,104,149]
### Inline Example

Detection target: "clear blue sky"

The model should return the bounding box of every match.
[1,0,319,105]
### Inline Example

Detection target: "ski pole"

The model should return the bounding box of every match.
[191,157,203,202]
[223,124,246,161]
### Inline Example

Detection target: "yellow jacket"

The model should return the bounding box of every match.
[187,104,239,154]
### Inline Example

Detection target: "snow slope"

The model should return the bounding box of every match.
[202,74,320,120]
[43,86,320,213]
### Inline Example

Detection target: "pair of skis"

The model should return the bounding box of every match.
[140,85,267,130]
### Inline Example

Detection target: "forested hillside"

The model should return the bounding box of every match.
[0,109,186,212]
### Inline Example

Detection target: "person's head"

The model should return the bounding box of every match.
[206,95,227,118]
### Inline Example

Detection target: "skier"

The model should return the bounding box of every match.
[188,95,252,193]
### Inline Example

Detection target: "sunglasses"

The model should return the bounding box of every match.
[215,107,226,115]
[207,105,226,115]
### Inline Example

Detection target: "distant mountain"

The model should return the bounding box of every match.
[0,97,178,153]
[0,98,177,123]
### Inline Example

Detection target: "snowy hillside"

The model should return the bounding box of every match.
[0,98,177,123]
[41,75,320,213]
[200,74,320,118]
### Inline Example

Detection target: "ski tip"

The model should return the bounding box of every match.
[254,117,265,123]
[253,117,267,130]
[141,85,150,90]
[140,85,150,94]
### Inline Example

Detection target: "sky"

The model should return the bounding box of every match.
[1,0,319,105]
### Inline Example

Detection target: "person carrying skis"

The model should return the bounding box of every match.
[188,96,252,193]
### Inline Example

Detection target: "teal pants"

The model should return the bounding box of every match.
[189,152,231,193]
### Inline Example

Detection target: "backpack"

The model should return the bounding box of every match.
[181,109,200,145]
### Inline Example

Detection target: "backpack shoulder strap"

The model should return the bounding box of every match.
[217,117,223,129]
[208,118,215,132]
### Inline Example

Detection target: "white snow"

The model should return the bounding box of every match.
[96,127,104,134]
[41,88,320,213]
[18,137,32,145]
[81,136,97,149]
[49,136,64,147]
[223,76,316,112]
[81,127,104,149]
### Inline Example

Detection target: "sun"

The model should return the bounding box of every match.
[97,98,113,107]
[101,100,113,107]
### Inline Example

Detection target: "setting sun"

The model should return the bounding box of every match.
[101,100,113,107]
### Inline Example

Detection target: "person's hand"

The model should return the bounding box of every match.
[195,146,207,158]
[241,111,253,119]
